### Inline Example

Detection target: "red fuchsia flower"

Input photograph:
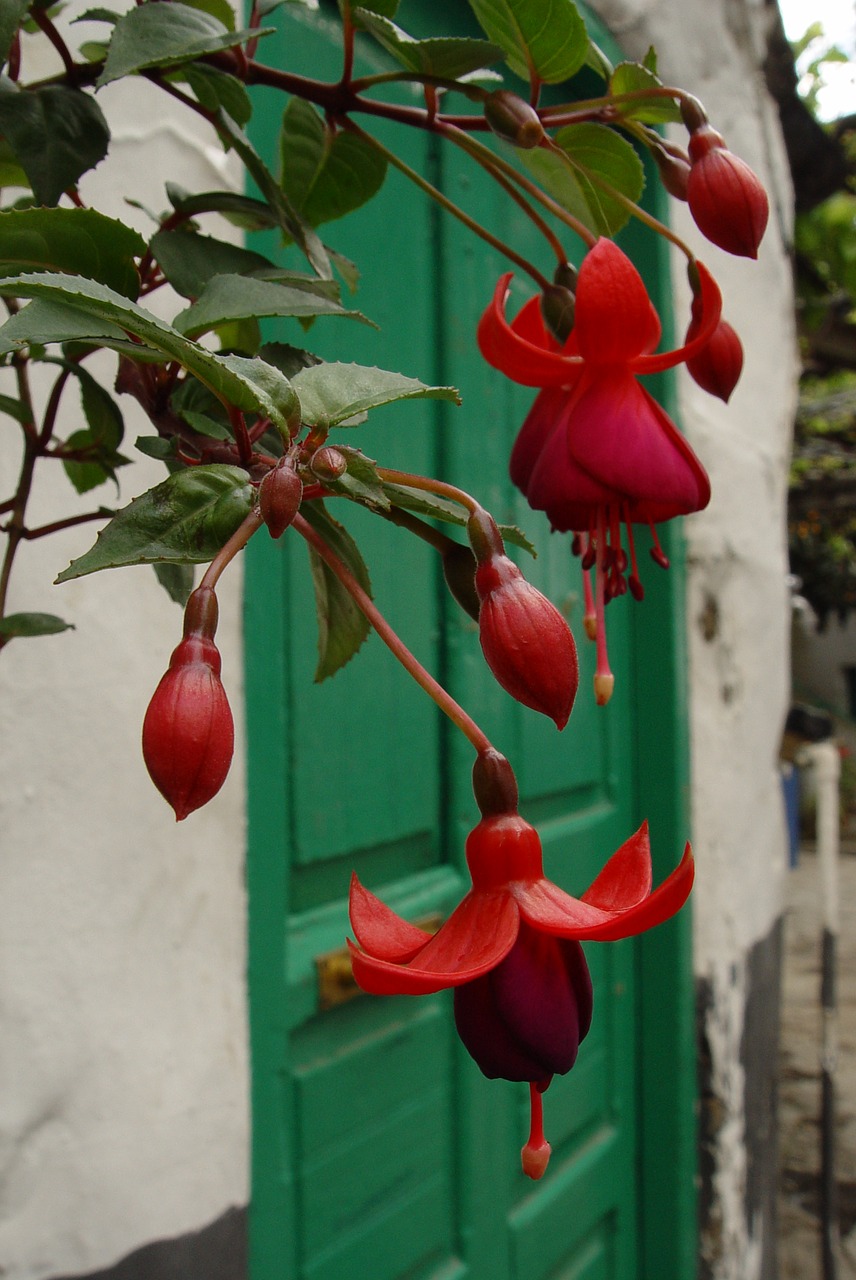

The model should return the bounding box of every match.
[348,751,694,1179]
[142,586,234,820]
[477,238,721,703]
[467,507,578,729]
[686,125,769,260]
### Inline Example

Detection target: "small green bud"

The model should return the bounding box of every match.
[484,90,545,149]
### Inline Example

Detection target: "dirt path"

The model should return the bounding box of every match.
[779,845,856,1278]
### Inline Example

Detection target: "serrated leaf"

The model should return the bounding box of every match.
[151,228,274,298]
[291,362,460,429]
[73,8,121,23]
[584,38,612,80]
[97,2,271,85]
[56,464,254,580]
[0,611,74,638]
[346,0,398,21]
[609,61,681,123]
[0,272,300,433]
[354,11,504,78]
[280,98,387,228]
[301,500,371,681]
[181,0,237,31]
[0,85,109,205]
[466,0,587,85]
[1,0,30,70]
[173,273,370,338]
[183,63,251,125]
[257,341,321,379]
[0,207,145,298]
[153,560,194,605]
[382,482,536,556]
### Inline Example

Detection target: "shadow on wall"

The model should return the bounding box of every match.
[50,1207,246,1280]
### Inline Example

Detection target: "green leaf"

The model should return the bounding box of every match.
[328,447,390,508]
[1,0,30,70]
[302,500,371,681]
[0,390,28,422]
[182,63,251,125]
[61,427,128,494]
[153,560,194,605]
[97,2,271,85]
[354,11,504,78]
[280,98,388,228]
[291,362,460,429]
[609,61,681,123]
[173,273,370,338]
[346,0,398,21]
[180,0,237,31]
[0,207,145,297]
[466,0,587,84]
[167,186,280,231]
[257,341,321,379]
[0,272,300,434]
[56,464,254,580]
[383,482,536,556]
[151,228,274,298]
[0,611,74,638]
[523,122,644,236]
[0,137,28,190]
[0,85,109,205]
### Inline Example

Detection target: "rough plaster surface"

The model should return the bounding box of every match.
[586,1,797,1276]
[0,8,249,1278]
[0,1,796,1276]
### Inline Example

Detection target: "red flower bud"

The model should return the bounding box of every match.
[686,126,769,259]
[310,446,347,481]
[142,631,234,821]
[474,554,579,729]
[259,461,302,538]
[685,313,744,402]
[651,142,690,201]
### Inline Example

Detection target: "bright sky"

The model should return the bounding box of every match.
[777,0,856,119]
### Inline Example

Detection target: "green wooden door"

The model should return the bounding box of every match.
[245,5,695,1278]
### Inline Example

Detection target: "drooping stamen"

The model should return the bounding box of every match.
[649,520,670,570]
[581,550,597,641]
[593,509,614,706]
[625,516,644,601]
[521,1081,552,1180]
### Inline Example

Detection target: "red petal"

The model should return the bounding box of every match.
[477,274,581,387]
[564,372,710,516]
[634,262,722,374]
[574,239,661,364]
[514,843,694,941]
[348,873,433,962]
[581,821,652,910]
[509,387,568,495]
[348,891,520,996]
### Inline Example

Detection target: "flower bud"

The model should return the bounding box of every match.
[685,314,743,403]
[540,285,576,345]
[310,446,347,482]
[651,142,690,201]
[142,626,234,821]
[686,127,769,259]
[474,553,579,729]
[259,460,302,538]
[484,90,545,149]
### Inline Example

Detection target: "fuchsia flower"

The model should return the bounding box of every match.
[348,752,694,1179]
[686,125,769,260]
[477,238,724,701]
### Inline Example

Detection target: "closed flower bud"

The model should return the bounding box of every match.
[685,314,743,403]
[259,461,302,538]
[310,445,347,482]
[686,126,769,259]
[484,90,545,149]
[474,553,579,729]
[651,142,690,201]
[142,630,234,821]
[540,285,576,344]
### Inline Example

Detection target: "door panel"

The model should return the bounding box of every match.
[246,4,651,1277]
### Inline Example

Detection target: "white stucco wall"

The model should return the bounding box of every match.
[590,1,796,1277]
[0,13,249,1278]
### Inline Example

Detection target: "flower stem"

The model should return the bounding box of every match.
[376,466,479,514]
[292,512,493,755]
[200,509,264,592]
[521,1083,552,1180]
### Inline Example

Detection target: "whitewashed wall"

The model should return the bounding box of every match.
[590,1,796,1277]
[0,2,796,1278]
[0,13,249,1278]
